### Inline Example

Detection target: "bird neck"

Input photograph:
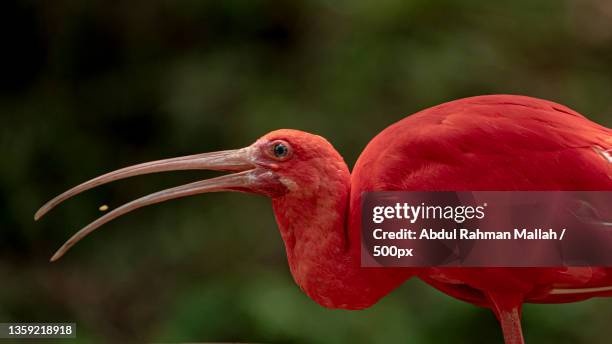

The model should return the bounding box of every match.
[270,159,411,309]
[271,159,354,305]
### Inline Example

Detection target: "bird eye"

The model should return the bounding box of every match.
[268,140,292,160]
[274,143,289,158]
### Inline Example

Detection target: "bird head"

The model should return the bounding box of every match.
[35,129,349,261]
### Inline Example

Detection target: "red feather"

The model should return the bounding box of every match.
[350,95,612,343]
[38,94,612,344]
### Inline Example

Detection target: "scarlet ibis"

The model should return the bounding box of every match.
[36,95,612,343]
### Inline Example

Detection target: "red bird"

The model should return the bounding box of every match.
[36,95,612,343]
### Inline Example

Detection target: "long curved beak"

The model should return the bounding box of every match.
[35,147,276,262]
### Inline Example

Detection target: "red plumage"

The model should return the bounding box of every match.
[350,95,612,342]
[37,94,612,344]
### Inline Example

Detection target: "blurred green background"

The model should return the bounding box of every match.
[2,0,612,343]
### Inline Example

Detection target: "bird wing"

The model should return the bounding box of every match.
[350,94,612,304]
[356,94,611,192]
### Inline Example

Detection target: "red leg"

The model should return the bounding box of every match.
[487,292,525,344]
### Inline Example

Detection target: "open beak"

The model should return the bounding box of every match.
[35,147,281,262]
